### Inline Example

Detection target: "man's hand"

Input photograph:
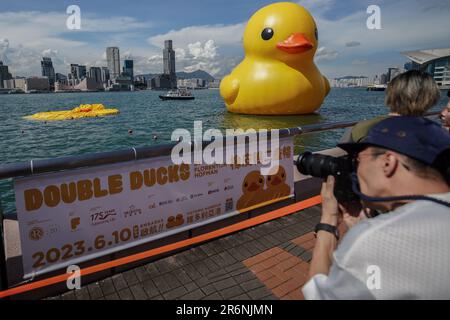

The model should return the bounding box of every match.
[320,176,340,227]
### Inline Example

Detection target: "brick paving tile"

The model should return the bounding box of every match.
[220,285,245,300]
[300,250,313,262]
[264,275,289,289]
[122,269,140,286]
[142,279,161,298]
[202,292,223,300]
[104,293,120,300]
[180,289,206,300]
[61,291,76,300]
[272,278,300,298]
[202,257,221,272]
[173,269,192,285]
[134,266,152,282]
[247,286,274,300]
[75,286,90,300]
[191,261,211,277]
[230,293,251,300]
[184,281,199,292]
[183,263,203,280]
[213,277,238,291]
[239,278,264,292]
[87,282,103,300]
[129,284,149,300]
[99,278,116,296]
[233,271,257,283]
[117,288,134,300]
[200,283,216,296]
[154,273,182,293]
[301,239,316,251]
[288,289,305,300]
[144,263,160,277]
[195,275,212,287]
[111,274,128,292]
[292,232,315,246]
[162,286,189,300]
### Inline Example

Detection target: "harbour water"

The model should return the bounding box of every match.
[0,88,447,213]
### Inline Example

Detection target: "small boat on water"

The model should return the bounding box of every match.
[159,88,195,100]
[366,84,387,91]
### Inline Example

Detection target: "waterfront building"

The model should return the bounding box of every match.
[89,67,102,83]
[122,60,134,80]
[0,61,13,89]
[177,78,207,89]
[387,67,401,83]
[41,57,56,86]
[163,40,177,88]
[106,47,120,79]
[208,79,221,89]
[69,64,87,80]
[402,48,450,88]
[11,77,50,93]
[101,67,110,85]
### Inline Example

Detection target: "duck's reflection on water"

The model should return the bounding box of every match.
[219,111,335,155]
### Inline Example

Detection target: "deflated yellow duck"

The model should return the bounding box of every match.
[220,2,330,115]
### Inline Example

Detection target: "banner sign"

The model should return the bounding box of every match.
[14,138,294,278]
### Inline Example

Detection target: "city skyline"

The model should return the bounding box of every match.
[0,0,449,79]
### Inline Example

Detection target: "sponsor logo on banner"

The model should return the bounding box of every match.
[70,217,81,231]
[29,227,44,241]
[90,208,117,226]
[123,205,142,218]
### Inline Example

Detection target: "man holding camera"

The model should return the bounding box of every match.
[302,116,450,299]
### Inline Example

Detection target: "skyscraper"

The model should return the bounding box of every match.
[123,60,134,80]
[70,64,87,80]
[41,57,56,86]
[106,47,120,79]
[163,40,177,88]
[101,67,110,84]
[0,61,12,89]
[89,67,102,83]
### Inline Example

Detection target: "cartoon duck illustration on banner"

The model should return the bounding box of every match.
[265,166,291,199]
[236,171,266,210]
[236,166,292,210]
[220,2,330,115]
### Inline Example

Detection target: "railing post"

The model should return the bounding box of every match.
[0,197,9,292]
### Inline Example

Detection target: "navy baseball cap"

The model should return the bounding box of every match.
[338,116,450,165]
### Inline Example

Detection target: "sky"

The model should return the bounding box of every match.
[0,0,449,79]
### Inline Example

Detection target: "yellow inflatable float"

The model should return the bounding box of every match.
[24,104,119,121]
[220,2,330,115]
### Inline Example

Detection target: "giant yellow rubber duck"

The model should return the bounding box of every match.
[220,2,330,115]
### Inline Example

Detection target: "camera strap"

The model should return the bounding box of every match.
[350,173,450,209]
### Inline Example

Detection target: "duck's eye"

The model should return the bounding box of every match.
[315,27,318,41]
[244,182,248,187]
[268,176,271,181]
[261,28,274,40]
[259,178,263,184]
[281,173,285,178]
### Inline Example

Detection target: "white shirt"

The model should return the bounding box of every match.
[302,193,450,300]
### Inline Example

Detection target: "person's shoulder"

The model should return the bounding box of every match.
[351,115,390,142]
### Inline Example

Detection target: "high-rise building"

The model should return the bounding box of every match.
[89,67,102,83]
[41,57,56,86]
[70,64,87,80]
[122,60,134,80]
[106,47,120,79]
[387,67,400,82]
[0,61,13,89]
[163,40,177,88]
[101,67,110,84]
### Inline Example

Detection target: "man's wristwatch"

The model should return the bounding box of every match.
[314,223,339,240]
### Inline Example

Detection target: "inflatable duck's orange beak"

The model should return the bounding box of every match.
[276,33,313,54]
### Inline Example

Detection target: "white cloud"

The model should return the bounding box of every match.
[315,47,339,61]
[148,23,244,49]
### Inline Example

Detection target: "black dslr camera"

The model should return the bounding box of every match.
[296,152,361,207]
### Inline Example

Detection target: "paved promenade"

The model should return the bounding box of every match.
[49,204,324,300]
